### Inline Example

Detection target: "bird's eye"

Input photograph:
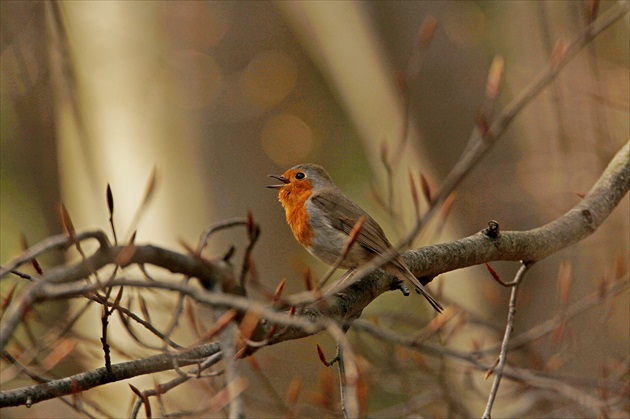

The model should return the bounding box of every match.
[295,172,305,180]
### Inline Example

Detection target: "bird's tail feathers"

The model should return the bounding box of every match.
[399,266,443,314]
[415,286,443,313]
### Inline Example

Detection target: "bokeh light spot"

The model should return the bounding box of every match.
[261,113,313,165]
[443,3,488,47]
[163,2,230,50]
[239,51,297,109]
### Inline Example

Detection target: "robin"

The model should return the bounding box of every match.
[267,163,443,313]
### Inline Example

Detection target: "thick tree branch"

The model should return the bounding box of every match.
[403,139,630,278]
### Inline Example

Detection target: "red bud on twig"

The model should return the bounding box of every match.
[417,16,437,49]
[486,55,505,100]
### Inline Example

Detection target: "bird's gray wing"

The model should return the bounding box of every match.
[310,193,392,255]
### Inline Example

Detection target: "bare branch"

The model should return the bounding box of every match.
[482,262,532,419]
[0,244,235,350]
[402,140,629,279]
[0,343,222,408]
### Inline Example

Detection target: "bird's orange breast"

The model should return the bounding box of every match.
[278,181,314,247]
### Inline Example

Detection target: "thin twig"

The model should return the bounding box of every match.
[129,352,223,419]
[0,231,110,278]
[162,277,192,345]
[110,295,184,350]
[482,262,532,419]
[325,322,360,419]
[197,218,248,253]
[480,273,628,356]
[221,322,245,419]
[99,302,113,373]
[337,344,348,419]
[122,168,158,242]
[350,315,622,416]
[239,212,261,286]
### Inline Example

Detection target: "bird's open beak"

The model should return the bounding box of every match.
[267,174,289,189]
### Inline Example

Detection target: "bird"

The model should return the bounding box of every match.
[267,163,443,313]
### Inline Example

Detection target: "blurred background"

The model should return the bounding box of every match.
[1,1,628,417]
